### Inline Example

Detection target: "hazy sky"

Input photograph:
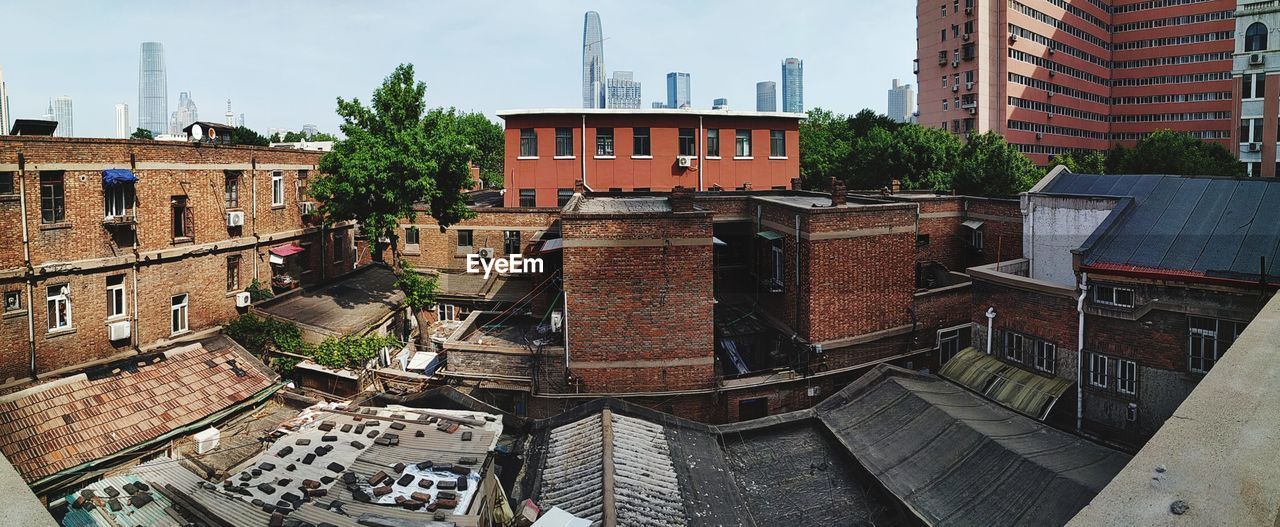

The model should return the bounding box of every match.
[2,1,916,138]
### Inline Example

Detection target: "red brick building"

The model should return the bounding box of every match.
[0,137,355,385]
[496,109,804,207]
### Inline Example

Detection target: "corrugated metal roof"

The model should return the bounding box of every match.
[61,472,180,527]
[1041,173,1280,280]
[939,348,1072,420]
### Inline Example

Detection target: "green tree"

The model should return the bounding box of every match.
[798,108,855,189]
[1111,129,1244,177]
[231,126,270,146]
[888,124,962,191]
[308,132,339,142]
[953,132,1040,197]
[1051,150,1107,174]
[394,260,438,311]
[847,109,902,137]
[424,108,504,189]
[310,63,476,258]
[129,128,154,140]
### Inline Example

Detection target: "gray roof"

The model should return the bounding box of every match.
[255,265,405,336]
[1042,173,1280,281]
[571,196,673,214]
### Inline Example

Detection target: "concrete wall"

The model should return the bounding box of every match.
[1023,194,1118,285]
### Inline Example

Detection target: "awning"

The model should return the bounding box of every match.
[756,230,784,241]
[939,347,1072,420]
[102,169,137,186]
[713,237,727,247]
[962,219,985,230]
[540,238,564,253]
[269,244,305,257]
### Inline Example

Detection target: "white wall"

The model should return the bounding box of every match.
[1023,195,1119,286]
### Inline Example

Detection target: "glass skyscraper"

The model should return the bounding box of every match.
[781,57,804,113]
[606,71,641,109]
[756,81,777,112]
[138,42,168,136]
[51,96,73,137]
[666,72,691,109]
[582,12,607,108]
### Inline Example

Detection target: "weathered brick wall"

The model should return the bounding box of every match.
[915,198,967,271]
[397,209,559,271]
[967,198,1023,265]
[560,209,715,392]
[447,348,534,378]
[970,278,1078,379]
[914,283,973,348]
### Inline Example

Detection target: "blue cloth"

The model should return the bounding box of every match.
[102,169,137,186]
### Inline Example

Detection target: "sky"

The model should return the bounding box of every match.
[1,1,917,138]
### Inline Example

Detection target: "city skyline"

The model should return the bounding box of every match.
[887,78,913,123]
[0,2,914,137]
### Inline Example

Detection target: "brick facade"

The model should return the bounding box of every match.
[396,208,560,271]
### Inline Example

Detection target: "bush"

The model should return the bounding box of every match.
[225,313,307,356]
[246,279,274,302]
[311,334,402,370]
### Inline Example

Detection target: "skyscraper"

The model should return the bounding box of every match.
[606,71,641,109]
[582,11,607,108]
[115,103,129,138]
[225,99,235,126]
[781,58,804,113]
[51,96,73,137]
[0,66,10,135]
[887,79,914,123]
[169,91,198,135]
[756,81,777,112]
[138,42,168,136]
[712,98,728,110]
[666,72,691,109]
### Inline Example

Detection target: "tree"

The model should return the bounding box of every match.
[886,124,962,191]
[1051,150,1107,174]
[423,108,504,189]
[1112,130,1244,177]
[230,126,270,146]
[953,132,1040,197]
[308,132,339,142]
[799,108,855,189]
[309,63,476,258]
[129,128,154,140]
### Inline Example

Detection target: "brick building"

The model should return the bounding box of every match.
[496,108,804,207]
[0,137,355,385]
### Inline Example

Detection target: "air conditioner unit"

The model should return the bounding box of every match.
[1250,142,1261,152]
[952,85,960,92]
[807,386,821,397]
[226,211,245,227]
[298,201,316,215]
[1009,34,1018,44]
[1048,48,1055,55]
[1048,112,1054,119]
[1047,92,1054,98]
[235,291,252,307]
[477,247,494,260]
[676,156,693,168]
[952,60,960,68]
[968,108,977,115]
[1048,70,1056,77]
[193,427,220,455]
[108,320,131,341]
[962,34,970,41]
[965,6,972,14]
[1036,133,1043,141]
[965,82,974,90]
[1250,53,1264,66]
[550,310,563,332]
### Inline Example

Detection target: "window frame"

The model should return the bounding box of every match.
[595,128,615,157]
[1246,22,1268,53]
[104,182,134,220]
[706,128,720,158]
[1188,316,1243,374]
[40,172,66,224]
[227,255,242,292]
[519,189,537,207]
[271,171,285,206]
[735,129,752,158]
[332,233,346,264]
[171,195,194,240]
[1033,340,1056,374]
[1242,73,1266,100]
[1089,352,1110,388]
[1093,285,1135,308]
[632,127,651,157]
[0,172,14,196]
[106,274,127,319]
[770,242,784,287]
[678,128,696,156]
[1004,332,1025,363]
[46,284,72,332]
[457,229,474,248]
[3,291,21,313]
[557,189,574,207]
[170,293,189,335]
[554,127,574,158]
[519,128,538,158]
[769,130,786,158]
[1118,359,1137,395]
[504,230,521,255]
[225,171,241,209]
[404,226,420,248]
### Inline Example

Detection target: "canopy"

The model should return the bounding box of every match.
[962,219,985,230]
[540,238,564,253]
[269,244,305,257]
[756,230,784,241]
[713,236,727,247]
[102,169,137,186]
[938,347,1072,420]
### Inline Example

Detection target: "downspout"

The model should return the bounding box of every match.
[1076,272,1088,432]
[794,214,801,335]
[130,153,140,350]
[562,291,571,369]
[580,114,593,192]
[985,307,996,354]
[16,153,35,378]
[251,157,259,281]
[697,115,704,191]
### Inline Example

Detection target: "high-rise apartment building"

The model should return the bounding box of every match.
[888,79,915,123]
[0,66,9,135]
[115,103,129,138]
[916,0,1235,166]
[582,11,607,108]
[169,91,198,135]
[138,42,168,136]
[781,58,804,113]
[1234,1,1280,176]
[756,81,777,112]
[51,96,72,137]
[666,72,691,109]
[606,71,642,109]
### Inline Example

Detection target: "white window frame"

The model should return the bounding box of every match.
[735,129,752,158]
[1093,285,1135,308]
[971,227,984,250]
[1089,352,1109,388]
[519,128,539,158]
[47,284,72,332]
[271,171,284,206]
[1241,117,1264,143]
[1005,332,1024,363]
[769,130,787,159]
[1243,73,1265,100]
[1118,359,1137,395]
[1188,316,1241,374]
[404,226,420,248]
[104,184,132,219]
[770,243,784,286]
[937,324,970,365]
[171,293,189,335]
[1033,340,1056,374]
[438,303,457,321]
[106,275,127,320]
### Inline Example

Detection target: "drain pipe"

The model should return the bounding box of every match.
[16,153,35,378]
[697,115,704,191]
[1076,272,1089,432]
[579,114,593,192]
[985,307,996,354]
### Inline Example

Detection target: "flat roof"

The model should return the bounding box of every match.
[496,108,806,119]
[570,195,673,214]
[255,265,405,336]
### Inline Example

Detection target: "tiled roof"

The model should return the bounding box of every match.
[0,338,277,483]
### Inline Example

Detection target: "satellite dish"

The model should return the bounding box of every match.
[191,124,203,141]
[208,127,218,140]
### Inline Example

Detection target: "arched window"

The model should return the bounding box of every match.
[1246,22,1268,52]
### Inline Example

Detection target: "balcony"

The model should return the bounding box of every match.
[101,213,136,227]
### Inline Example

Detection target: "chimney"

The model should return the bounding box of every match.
[670,186,695,212]
[574,179,586,194]
[891,179,902,194]
[830,178,847,206]
[790,177,803,191]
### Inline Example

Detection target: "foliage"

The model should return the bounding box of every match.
[798,108,856,189]
[1047,130,1244,177]
[246,278,274,302]
[310,64,476,253]
[230,126,270,146]
[394,260,438,311]
[224,313,307,356]
[952,132,1040,197]
[308,132,340,142]
[273,356,301,376]
[130,128,154,140]
[311,334,401,370]
[1052,150,1107,174]
[426,108,505,189]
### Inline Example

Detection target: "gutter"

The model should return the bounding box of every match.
[16,153,35,378]
[1076,272,1088,432]
[579,114,593,192]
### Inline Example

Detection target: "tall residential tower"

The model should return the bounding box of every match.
[138,42,168,136]
[666,72,691,109]
[606,71,642,109]
[582,11,607,108]
[888,79,915,123]
[51,96,73,137]
[115,103,129,138]
[756,81,777,112]
[781,58,804,113]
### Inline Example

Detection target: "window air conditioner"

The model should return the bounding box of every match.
[965,82,974,90]
[1009,34,1018,44]
[968,108,977,115]
[298,202,316,214]
[952,85,960,92]
[952,60,960,68]
[477,247,494,260]
[108,320,131,341]
[236,291,252,308]
[965,6,972,14]
[1250,53,1264,66]
[226,211,245,227]
[962,34,970,41]
[676,156,694,168]
[1250,142,1260,152]
[1036,133,1043,141]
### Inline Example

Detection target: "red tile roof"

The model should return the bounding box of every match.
[0,339,277,483]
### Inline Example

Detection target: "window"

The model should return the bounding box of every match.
[678,128,696,156]
[1241,117,1265,143]
[735,130,752,157]
[0,172,13,195]
[1089,352,1109,388]
[971,227,983,250]
[1118,360,1137,395]
[46,284,71,331]
[706,129,720,157]
[941,29,947,42]
[917,234,930,247]
[596,128,614,156]
[1242,74,1265,100]
[40,172,65,224]
[965,70,974,83]
[519,189,536,207]
[332,233,345,263]
[106,275,126,319]
[770,243,784,287]
[438,303,458,321]
[504,230,521,255]
[1093,285,1135,308]
[1034,340,1056,374]
[1004,332,1025,363]
[769,130,786,157]
[1246,22,1268,52]
[224,171,240,208]
[104,182,134,219]
[938,325,971,365]
[171,196,194,240]
[519,128,538,157]
[1188,316,1244,374]
[943,99,949,111]
[555,127,573,157]
[171,293,189,335]
[940,4,946,16]
[632,127,651,156]
[557,189,574,207]
[271,171,284,206]
[3,291,20,313]
[457,229,474,248]
[738,397,769,420]
[404,226,420,247]
[227,255,241,291]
